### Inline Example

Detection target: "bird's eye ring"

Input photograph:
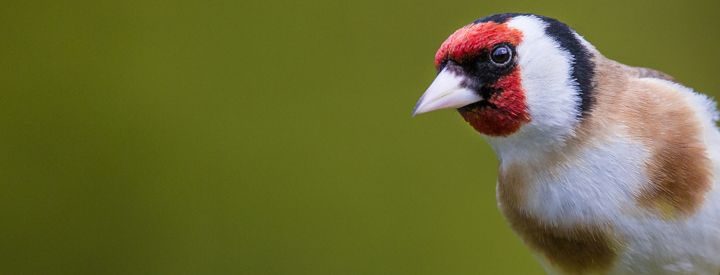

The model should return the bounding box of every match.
[490,44,512,66]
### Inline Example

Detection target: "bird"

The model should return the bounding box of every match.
[412,13,720,274]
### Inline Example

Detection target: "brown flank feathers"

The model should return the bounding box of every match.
[593,58,713,218]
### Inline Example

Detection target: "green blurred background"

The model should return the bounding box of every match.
[2,0,719,274]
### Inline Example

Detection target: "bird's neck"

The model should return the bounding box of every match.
[484,124,578,164]
[485,54,623,165]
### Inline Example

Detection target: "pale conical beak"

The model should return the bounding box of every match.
[412,67,482,116]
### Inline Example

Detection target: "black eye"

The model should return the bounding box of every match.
[490,45,512,65]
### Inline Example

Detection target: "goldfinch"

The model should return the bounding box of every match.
[413,13,720,274]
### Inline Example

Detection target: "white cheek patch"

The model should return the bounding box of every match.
[490,16,583,159]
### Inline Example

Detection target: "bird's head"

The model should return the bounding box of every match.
[414,13,595,142]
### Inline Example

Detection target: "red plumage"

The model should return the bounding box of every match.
[459,69,530,136]
[435,22,529,136]
[434,22,523,69]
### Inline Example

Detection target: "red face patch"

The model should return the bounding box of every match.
[434,22,529,136]
[434,22,523,69]
[459,69,530,136]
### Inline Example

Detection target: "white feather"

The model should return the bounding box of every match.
[488,15,582,162]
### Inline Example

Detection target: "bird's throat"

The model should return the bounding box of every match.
[458,70,530,136]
